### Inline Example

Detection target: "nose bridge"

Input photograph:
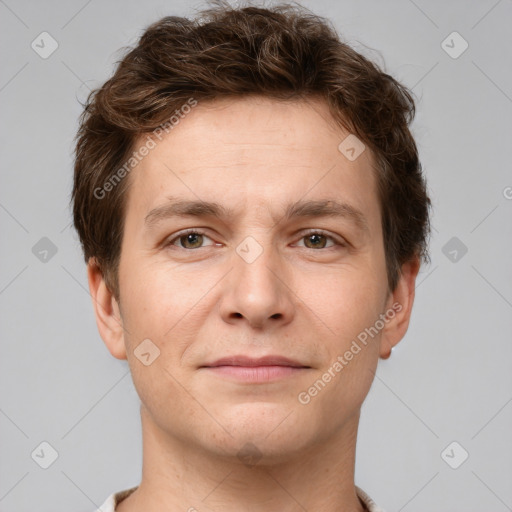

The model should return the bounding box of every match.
[236,235,277,292]
[221,232,294,328]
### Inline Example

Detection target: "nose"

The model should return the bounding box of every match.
[219,239,295,330]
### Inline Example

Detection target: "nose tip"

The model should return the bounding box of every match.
[219,247,295,329]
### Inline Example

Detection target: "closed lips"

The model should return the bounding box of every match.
[202,356,310,368]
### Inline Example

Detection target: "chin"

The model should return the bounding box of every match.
[210,403,314,455]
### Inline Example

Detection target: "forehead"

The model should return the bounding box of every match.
[124,96,380,231]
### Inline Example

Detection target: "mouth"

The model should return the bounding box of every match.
[200,355,311,383]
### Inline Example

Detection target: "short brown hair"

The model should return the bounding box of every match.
[72,2,431,300]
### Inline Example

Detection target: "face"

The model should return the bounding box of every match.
[91,96,416,462]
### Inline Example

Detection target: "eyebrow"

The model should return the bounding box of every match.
[144,197,369,234]
[282,199,369,234]
[144,198,233,228]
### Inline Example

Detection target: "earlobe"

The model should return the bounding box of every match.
[379,256,421,359]
[87,259,127,360]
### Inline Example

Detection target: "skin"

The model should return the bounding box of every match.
[88,95,420,512]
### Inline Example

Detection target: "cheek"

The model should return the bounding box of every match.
[117,266,198,427]
[118,259,218,367]
[297,275,383,421]
[296,261,386,342]
[119,254,183,326]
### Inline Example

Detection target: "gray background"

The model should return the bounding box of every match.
[1,0,511,510]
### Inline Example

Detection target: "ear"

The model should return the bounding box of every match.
[87,259,127,360]
[379,256,421,359]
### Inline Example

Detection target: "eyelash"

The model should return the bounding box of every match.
[166,228,346,250]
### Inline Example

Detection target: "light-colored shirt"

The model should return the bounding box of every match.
[96,485,385,511]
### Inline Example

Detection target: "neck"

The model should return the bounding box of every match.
[117,406,366,512]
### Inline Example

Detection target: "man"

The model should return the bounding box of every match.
[72,3,430,511]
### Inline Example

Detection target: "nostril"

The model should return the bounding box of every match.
[270,313,282,319]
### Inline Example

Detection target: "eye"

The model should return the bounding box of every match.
[295,230,344,249]
[167,230,215,249]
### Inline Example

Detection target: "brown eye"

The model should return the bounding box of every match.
[179,233,204,249]
[303,233,328,249]
[168,230,215,249]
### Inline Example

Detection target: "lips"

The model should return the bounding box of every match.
[200,355,311,383]
[201,355,309,368]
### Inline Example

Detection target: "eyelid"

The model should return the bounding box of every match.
[166,228,216,248]
[294,229,347,248]
[164,228,347,249]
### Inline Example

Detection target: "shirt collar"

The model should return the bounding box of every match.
[98,485,385,511]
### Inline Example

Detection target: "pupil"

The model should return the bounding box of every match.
[184,233,202,247]
[308,234,325,248]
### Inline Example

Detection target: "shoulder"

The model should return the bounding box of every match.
[356,486,387,512]
[95,487,138,512]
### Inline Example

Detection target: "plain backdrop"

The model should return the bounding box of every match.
[0,1,511,511]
